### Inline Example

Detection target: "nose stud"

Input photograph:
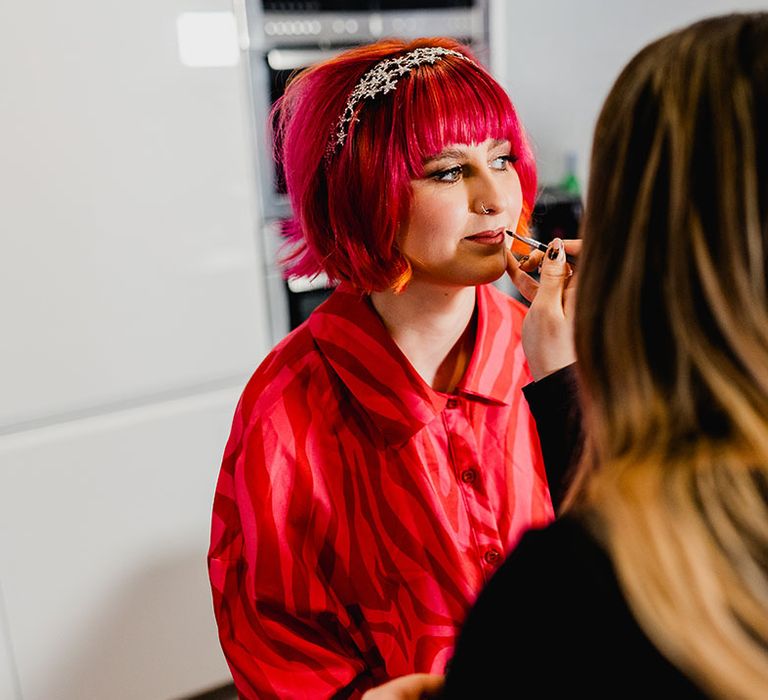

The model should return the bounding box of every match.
[480,202,491,215]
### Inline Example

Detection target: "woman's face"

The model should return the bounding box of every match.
[400,137,524,288]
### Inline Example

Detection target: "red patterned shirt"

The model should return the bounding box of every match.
[208,282,553,699]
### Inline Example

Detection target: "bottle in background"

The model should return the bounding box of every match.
[559,150,581,196]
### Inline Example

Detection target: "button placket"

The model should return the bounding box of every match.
[483,548,501,566]
[441,397,503,578]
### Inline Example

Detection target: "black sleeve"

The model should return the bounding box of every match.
[441,526,566,699]
[522,364,583,513]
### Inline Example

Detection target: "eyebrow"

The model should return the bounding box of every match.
[423,139,508,165]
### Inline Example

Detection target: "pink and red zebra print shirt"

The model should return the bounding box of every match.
[208,282,553,699]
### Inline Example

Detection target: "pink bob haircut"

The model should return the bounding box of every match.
[272,37,537,293]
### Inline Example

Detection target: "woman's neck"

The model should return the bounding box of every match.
[370,282,477,393]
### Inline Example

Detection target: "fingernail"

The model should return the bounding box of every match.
[518,254,529,266]
[547,239,563,261]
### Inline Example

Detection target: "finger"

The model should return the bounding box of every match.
[544,238,581,259]
[412,674,445,698]
[561,239,579,292]
[562,238,582,257]
[362,674,445,700]
[506,249,539,302]
[539,238,582,270]
[564,266,577,307]
[534,238,569,309]
[519,249,544,273]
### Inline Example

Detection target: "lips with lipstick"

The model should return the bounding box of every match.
[463,227,506,245]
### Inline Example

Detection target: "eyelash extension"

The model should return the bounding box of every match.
[492,154,519,167]
[426,153,519,180]
[429,165,462,180]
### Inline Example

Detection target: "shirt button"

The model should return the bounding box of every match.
[445,397,459,409]
[484,548,501,565]
[460,468,477,484]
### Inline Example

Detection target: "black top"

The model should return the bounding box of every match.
[521,365,583,513]
[441,367,707,698]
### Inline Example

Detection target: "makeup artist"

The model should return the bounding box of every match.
[207,37,565,699]
[364,11,768,699]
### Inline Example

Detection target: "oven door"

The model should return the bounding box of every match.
[257,48,350,337]
[256,46,355,222]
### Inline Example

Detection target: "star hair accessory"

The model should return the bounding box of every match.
[326,46,472,159]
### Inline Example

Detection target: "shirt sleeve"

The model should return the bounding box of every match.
[521,364,583,512]
[208,411,375,700]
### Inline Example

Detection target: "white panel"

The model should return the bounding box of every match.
[0,586,19,700]
[0,390,240,700]
[0,0,270,429]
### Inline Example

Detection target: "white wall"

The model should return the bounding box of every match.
[0,390,243,700]
[0,592,18,700]
[492,0,768,191]
[0,0,269,698]
[0,0,268,430]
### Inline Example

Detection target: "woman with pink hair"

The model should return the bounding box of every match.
[208,37,565,699]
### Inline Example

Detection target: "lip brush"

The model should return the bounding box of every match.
[505,230,577,266]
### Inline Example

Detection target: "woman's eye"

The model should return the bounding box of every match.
[430,166,462,182]
[491,155,518,170]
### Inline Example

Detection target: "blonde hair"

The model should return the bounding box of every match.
[571,13,768,698]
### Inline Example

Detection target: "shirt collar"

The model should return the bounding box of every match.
[457,283,525,406]
[308,282,520,445]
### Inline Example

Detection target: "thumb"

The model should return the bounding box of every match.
[505,248,540,302]
[534,238,568,309]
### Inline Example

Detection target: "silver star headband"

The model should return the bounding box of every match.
[325,47,472,159]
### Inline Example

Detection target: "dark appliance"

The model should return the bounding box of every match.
[531,186,583,243]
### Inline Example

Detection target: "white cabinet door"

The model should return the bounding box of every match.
[0,598,19,700]
[0,389,239,700]
[0,0,271,431]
